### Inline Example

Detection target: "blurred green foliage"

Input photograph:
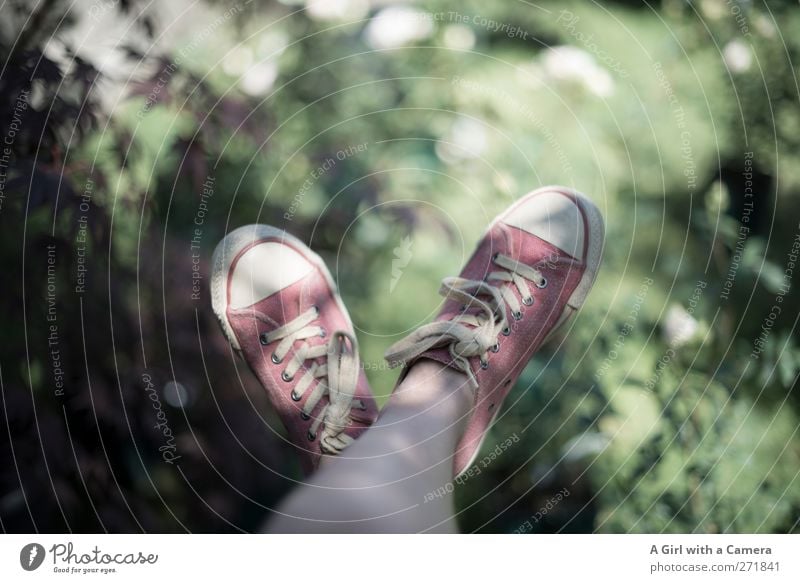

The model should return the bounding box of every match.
[3,0,799,532]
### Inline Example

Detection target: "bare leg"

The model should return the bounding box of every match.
[265,360,472,533]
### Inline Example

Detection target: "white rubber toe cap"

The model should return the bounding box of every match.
[501,190,586,260]
[229,242,314,309]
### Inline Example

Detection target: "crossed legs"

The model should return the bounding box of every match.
[212,187,603,534]
[265,361,471,533]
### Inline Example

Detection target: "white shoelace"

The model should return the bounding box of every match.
[249,306,364,454]
[385,253,558,390]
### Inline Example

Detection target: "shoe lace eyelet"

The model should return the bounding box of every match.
[307,431,316,441]
[537,277,548,289]
[522,296,533,306]
[490,343,500,353]
[290,389,301,401]
[480,359,489,370]
[259,333,269,345]
[512,310,523,321]
[300,411,310,420]
[271,352,282,364]
[282,371,294,383]
[319,327,327,338]
[502,326,511,336]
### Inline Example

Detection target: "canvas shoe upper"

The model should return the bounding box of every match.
[385,186,604,477]
[212,225,379,473]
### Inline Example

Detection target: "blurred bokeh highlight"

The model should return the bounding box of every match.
[1,0,799,533]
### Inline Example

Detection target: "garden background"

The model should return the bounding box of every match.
[1,0,799,533]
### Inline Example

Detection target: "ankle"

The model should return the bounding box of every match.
[391,359,473,413]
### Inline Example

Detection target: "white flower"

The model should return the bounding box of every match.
[754,14,776,38]
[443,24,475,50]
[700,0,726,20]
[305,0,368,22]
[561,432,610,462]
[723,39,752,73]
[663,304,699,347]
[435,118,488,163]
[257,30,289,59]
[541,45,614,97]
[240,61,279,96]
[584,68,614,98]
[223,46,254,76]
[365,6,434,49]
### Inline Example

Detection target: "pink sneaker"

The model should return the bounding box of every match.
[211,225,379,473]
[385,186,604,477]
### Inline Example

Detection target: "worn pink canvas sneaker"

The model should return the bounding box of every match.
[211,225,379,473]
[385,186,604,477]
